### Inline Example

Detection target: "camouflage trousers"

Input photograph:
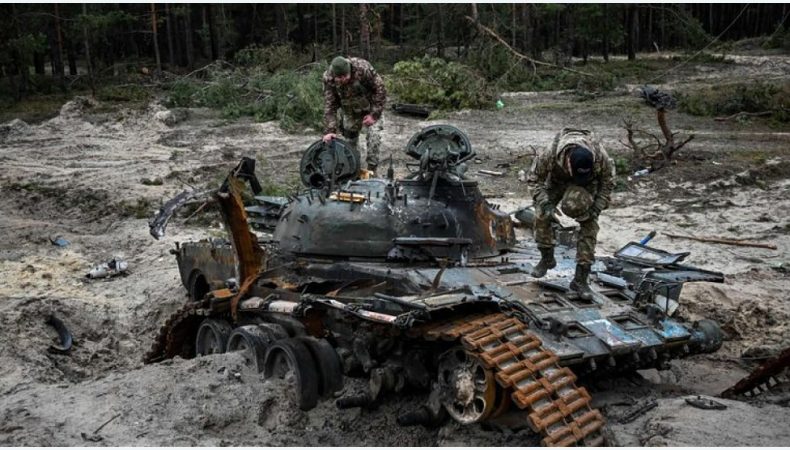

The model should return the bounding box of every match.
[533,183,600,265]
[339,110,383,170]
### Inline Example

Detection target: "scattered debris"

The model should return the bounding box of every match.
[633,169,650,177]
[714,111,772,122]
[617,398,658,423]
[141,177,163,186]
[86,257,129,279]
[517,169,527,182]
[391,103,433,118]
[478,169,505,176]
[80,412,121,441]
[722,345,790,398]
[46,315,73,354]
[663,232,778,250]
[49,236,70,247]
[685,396,727,410]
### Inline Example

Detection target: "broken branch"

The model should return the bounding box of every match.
[663,232,777,250]
[714,111,773,122]
[464,16,594,77]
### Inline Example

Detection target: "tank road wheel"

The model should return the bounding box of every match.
[437,347,497,424]
[226,325,273,373]
[263,338,320,411]
[298,336,344,398]
[195,319,233,356]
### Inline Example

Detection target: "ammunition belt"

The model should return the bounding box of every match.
[422,313,605,447]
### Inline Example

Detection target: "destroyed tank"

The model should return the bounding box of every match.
[146,125,725,446]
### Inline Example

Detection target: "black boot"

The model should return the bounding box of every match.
[569,264,594,301]
[531,247,556,278]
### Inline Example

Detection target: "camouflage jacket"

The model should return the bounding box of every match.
[527,128,615,216]
[322,57,387,134]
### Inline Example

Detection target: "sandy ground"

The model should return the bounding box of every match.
[1,53,789,446]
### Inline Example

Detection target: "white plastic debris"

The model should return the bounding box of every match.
[87,257,129,279]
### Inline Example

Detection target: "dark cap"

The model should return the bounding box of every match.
[568,145,594,184]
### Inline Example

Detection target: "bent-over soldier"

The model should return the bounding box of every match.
[322,56,387,173]
[526,128,615,300]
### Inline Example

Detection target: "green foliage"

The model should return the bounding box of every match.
[388,57,496,110]
[234,44,312,72]
[678,81,789,122]
[163,60,325,132]
[96,84,151,103]
[765,27,790,51]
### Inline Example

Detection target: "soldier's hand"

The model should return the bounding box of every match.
[362,115,376,127]
[540,202,555,219]
[322,133,337,143]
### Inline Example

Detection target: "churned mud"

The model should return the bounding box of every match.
[1,52,789,446]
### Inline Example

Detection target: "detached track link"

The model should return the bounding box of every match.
[423,313,605,447]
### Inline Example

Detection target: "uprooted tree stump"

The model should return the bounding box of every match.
[621,86,694,171]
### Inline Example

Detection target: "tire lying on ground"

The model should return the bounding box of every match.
[263,337,320,411]
[298,336,344,398]
[195,319,233,356]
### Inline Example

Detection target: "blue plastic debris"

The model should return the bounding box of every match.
[50,236,70,247]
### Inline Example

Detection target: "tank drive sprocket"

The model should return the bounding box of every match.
[421,313,606,447]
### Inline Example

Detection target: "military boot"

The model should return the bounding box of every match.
[569,263,594,301]
[531,247,556,278]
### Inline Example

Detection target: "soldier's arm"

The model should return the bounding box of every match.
[591,147,616,216]
[323,77,341,134]
[359,61,387,120]
[526,151,551,208]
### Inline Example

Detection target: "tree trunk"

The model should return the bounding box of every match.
[151,4,162,74]
[332,4,337,52]
[33,53,45,75]
[296,4,307,48]
[249,4,258,44]
[522,4,532,55]
[82,3,95,98]
[359,3,371,59]
[341,5,348,54]
[172,5,184,66]
[67,39,78,75]
[165,4,175,67]
[437,4,445,57]
[660,7,665,49]
[184,5,195,69]
[511,3,517,48]
[626,5,636,60]
[206,5,218,60]
[53,4,66,90]
[603,4,610,61]
[399,4,404,50]
[275,5,287,43]
[647,7,653,51]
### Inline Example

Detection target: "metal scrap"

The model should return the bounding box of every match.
[722,345,790,398]
[685,396,727,410]
[617,397,658,423]
[46,315,73,354]
[86,257,129,279]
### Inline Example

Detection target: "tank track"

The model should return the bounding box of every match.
[144,301,204,364]
[421,312,606,447]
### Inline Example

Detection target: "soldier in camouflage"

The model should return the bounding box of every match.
[322,56,387,173]
[526,128,615,300]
